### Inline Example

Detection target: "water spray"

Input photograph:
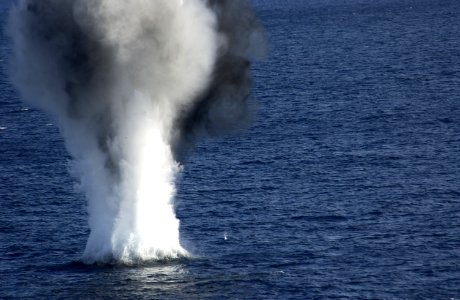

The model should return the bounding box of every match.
[8,0,264,264]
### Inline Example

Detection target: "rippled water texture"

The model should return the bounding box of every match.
[1,0,459,298]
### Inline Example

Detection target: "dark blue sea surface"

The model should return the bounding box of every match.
[1,0,459,298]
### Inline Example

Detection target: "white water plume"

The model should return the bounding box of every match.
[7,0,264,264]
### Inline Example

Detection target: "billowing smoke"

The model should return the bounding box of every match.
[7,0,264,264]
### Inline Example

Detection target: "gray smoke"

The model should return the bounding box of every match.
[174,0,266,159]
[7,0,265,263]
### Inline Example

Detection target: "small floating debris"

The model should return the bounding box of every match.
[20,107,29,111]
[0,126,7,130]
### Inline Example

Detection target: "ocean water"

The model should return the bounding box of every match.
[1,0,459,299]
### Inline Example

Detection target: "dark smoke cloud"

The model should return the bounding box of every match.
[171,0,266,160]
[10,0,265,163]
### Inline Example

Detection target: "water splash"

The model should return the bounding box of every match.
[7,0,264,264]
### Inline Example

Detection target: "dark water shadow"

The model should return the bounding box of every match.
[46,256,194,273]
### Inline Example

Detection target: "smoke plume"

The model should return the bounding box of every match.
[7,0,264,264]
